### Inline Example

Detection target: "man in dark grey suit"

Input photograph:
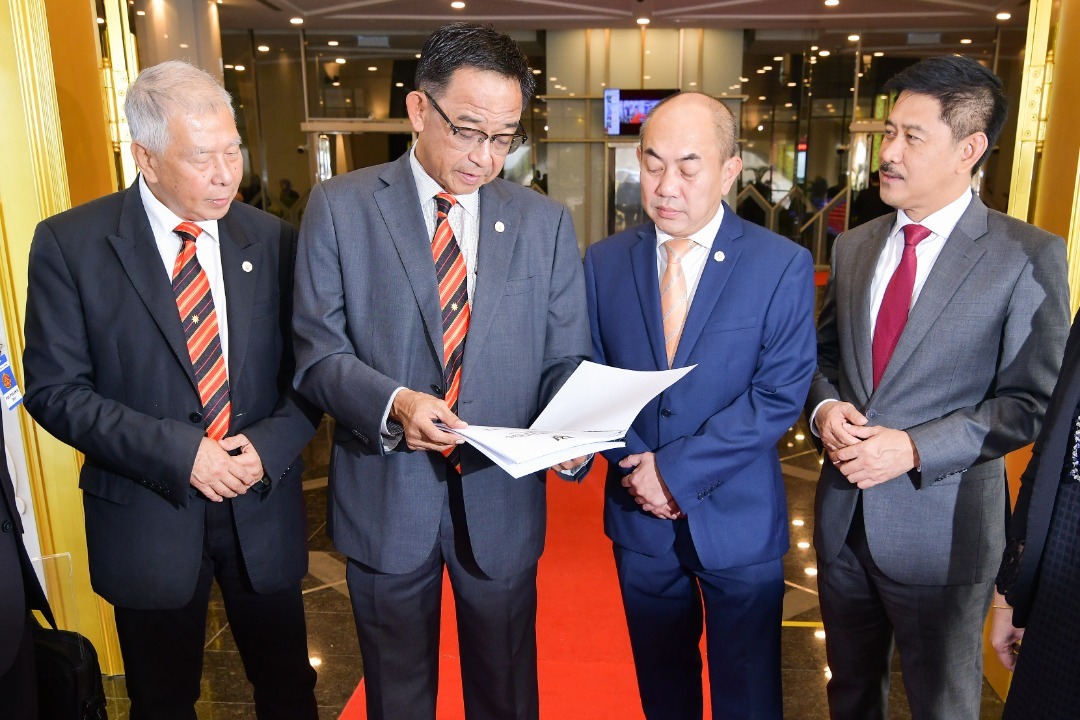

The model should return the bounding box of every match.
[23,61,319,720]
[807,56,1070,719]
[292,22,590,720]
[0,420,46,719]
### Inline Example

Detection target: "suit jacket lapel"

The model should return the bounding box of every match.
[218,211,257,385]
[630,225,669,371]
[461,181,520,387]
[374,155,444,367]
[874,198,988,394]
[106,182,198,392]
[849,216,892,401]
[672,203,742,368]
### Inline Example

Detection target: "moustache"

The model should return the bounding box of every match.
[880,162,900,178]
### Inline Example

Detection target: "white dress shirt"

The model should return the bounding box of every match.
[654,202,727,307]
[139,175,230,372]
[810,188,973,434]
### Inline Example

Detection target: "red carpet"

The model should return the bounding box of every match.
[339,459,710,719]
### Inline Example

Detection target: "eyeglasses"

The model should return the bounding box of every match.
[423,91,528,156]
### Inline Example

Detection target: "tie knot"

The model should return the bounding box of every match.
[174,221,203,244]
[664,238,694,262]
[435,193,457,217]
[902,223,931,247]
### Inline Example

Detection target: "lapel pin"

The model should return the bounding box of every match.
[494,221,505,233]
[713,250,725,262]
[242,261,253,273]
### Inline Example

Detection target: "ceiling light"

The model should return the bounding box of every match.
[643,75,651,80]
[415,53,421,59]
[289,17,303,24]
[873,51,884,57]
[758,95,766,100]
[234,65,245,71]
[257,45,269,52]
[96,16,104,23]
[763,65,773,71]
[810,45,819,51]
[328,40,339,47]
[636,17,650,25]
[688,81,697,86]
[819,50,831,57]
[739,76,749,82]
[756,69,766,74]
[395,82,404,87]
[960,38,972,44]
[996,12,1011,21]
[824,0,839,6]
[549,76,557,81]
[757,124,764,131]
[179,43,188,48]
[135,9,144,15]
[784,102,793,107]
[773,56,783,62]
[367,66,377,71]
[335,58,346,64]
[532,68,542,75]
[332,81,340,87]
[787,82,796,87]
[451,1,465,8]
[224,64,234,69]
[848,35,860,42]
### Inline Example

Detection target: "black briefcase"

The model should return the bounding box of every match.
[32,600,108,719]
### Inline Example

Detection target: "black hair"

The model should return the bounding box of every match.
[415,23,536,108]
[883,55,1008,174]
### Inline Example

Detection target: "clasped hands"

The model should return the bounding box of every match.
[390,389,587,473]
[619,452,682,521]
[815,401,918,489]
[189,434,266,502]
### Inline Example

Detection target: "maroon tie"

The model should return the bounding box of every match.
[872,223,932,388]
[172,222,231,440]
[433,193,470,473]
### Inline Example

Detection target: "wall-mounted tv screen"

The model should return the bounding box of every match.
[603,88,679,136]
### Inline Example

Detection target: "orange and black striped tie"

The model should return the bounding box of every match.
[433,193,470,473]
[172,222,231,441]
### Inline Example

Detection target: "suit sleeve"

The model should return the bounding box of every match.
[656,248,817,513]
[291,182,403,449]
[234,221,321,485]
[805,243,843,432]
[536,205,592,411]
[22,222,204,506]
[907,238,1071,485]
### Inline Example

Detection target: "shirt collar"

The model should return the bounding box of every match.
[655,202,725,251]
[138,175,220,243]
[409,147,479,220]
[892,188,972,242]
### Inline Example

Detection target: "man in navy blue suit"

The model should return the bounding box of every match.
[584,92,817,719]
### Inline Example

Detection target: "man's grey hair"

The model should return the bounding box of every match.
[125,60,235,154]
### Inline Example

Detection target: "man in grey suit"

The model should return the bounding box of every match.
[292,22,591,720]
[807,56,1070,720]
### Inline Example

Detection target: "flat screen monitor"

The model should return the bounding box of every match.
[603,88,679,136]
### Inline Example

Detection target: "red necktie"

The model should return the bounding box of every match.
[172,222,231,440]
[433,193,470,472]
[872,223,932,388]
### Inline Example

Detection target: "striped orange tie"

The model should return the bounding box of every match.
[433,193,470,473]
[660,238,694,367]
[172,222,231,441]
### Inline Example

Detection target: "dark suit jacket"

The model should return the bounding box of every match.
[292,153,591,580]
[1005,309,1080,625]
[0,421,46,674]
[585,205,817,570]
[807,197,1070,586]
[22,181,319,609]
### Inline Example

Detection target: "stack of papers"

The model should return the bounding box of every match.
[443,361,694,478]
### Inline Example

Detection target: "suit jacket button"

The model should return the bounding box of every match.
[660,409,672,418]
[1,520,12,533]
[430,384,443,396]
[189,411,203,423]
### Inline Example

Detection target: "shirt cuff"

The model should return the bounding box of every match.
[808,399,838,438]
[380,387,407,452]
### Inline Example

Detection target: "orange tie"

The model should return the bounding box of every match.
[660,238,694,367]
[432,193,470,472]
[172,222,231,440]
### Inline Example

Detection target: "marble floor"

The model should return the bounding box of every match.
[101,415,1007,719]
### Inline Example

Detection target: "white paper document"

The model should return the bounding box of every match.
[443,361,695,478]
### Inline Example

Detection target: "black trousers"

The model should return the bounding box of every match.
[346,477,539,720]
[113,497,318,720]
[0,613,36,720]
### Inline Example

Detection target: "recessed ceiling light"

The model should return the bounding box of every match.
[689,81,697,86]
[873,51,885,57]
[643,75,651,80]
[135,9,144,15]
[757,124,764,131]
[451,1,465,8]
[960,38,973,44]
[549,76,557,81]
[224,64,234,69]
[179,43,189,48]
[234,65,245,71]
[257,45,269,52]
[773,56,783,61]
[756,69,766,74]
[332,81,340,87]
[395,82,404,87]
[415,53,422,59]
[787,82,797,87]
[810,45,819,51]
[367,66,377,71]
[328,40,339,47]
[739,76,749,82]
[636,17,650,25]
[847,34,860,42]
[819,49,831,57]
[996,12,1011,20]
[824,0,839,6]
[784,102,793,107]
[335,58,346,64]
[532,68,541,75]
[758,95,766,100]
[289,17,303,24]
[96,16,104,23]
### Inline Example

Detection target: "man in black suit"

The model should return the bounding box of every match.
[0,420,45,719]
[22,60,320,720]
